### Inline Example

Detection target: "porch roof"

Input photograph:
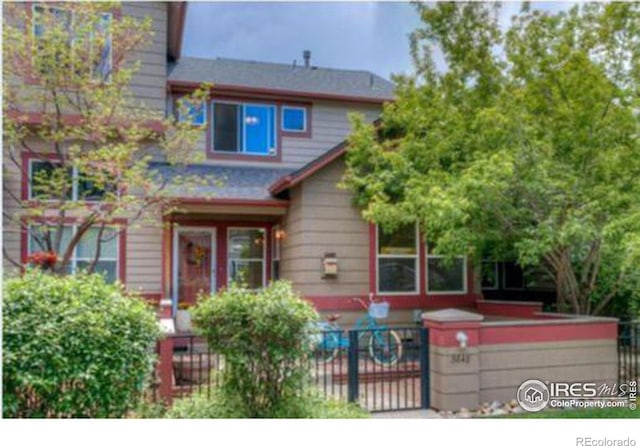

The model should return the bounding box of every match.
[150,162,295,201]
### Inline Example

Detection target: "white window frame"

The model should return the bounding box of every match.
[281,106,307,133]
[211,100,277,156]
[426,253,468,295]
[481,260,499,290]
[227,227,267,288]
[28,158,115,202]
[172,226,217,315]
[27,224,120,280]
[31,5,113,83]
[376,223,420,295]
[502,261,525,290]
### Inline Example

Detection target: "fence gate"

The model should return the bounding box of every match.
[618,321,639,385]
[312,326,430,412]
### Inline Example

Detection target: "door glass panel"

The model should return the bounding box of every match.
[178,231,213,307]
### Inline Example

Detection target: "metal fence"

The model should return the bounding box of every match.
[171,333,223,398]
[618,321,639,384]
[164,326,430,413]
[310,326,429,412]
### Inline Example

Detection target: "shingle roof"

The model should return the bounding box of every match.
[168,57,395,101]
[150,162,295,200]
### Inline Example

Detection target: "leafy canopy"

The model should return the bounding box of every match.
[343,2,640,314]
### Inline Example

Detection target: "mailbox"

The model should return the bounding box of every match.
[321,252,338,278]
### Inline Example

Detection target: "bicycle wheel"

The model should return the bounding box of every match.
[313,331,340,364]
[368,329,403,366]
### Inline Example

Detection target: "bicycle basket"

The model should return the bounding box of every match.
[368,301,390,319]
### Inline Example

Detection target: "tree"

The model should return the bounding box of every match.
[343,2,640,314]
[3,2,210,277]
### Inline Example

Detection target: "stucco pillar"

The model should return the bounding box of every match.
[422,309,484,411]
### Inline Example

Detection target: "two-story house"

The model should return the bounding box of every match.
[5,2,555,327]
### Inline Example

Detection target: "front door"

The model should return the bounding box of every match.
[173,228,216,313]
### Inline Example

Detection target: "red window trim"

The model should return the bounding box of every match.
[368,223,477,303]
[170,92,312,163]
[20,216,127,284]
[280,103,312,138]
[20,150,129,202]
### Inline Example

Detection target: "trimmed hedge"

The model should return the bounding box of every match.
[3,271,161,418]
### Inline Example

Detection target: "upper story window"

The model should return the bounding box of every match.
[212,102,277,156]
[281,106,307,133]
[32,5,113,81]
[28,159,114,202]
[377,223,419,294]
[178,99,207,126]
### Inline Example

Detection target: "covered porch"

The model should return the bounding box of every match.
[160,198,287,325]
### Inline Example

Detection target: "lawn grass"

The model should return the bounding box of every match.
[505,407,639,418]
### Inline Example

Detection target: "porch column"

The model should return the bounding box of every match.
[422,309,484,411]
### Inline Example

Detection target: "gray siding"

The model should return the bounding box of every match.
[183,99,381,169]
[281,158,370,297]
[122,2,167,113]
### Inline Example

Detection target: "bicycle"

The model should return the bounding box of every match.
[310,296,403,366]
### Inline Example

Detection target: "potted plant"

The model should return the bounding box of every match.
[175,302,193,332]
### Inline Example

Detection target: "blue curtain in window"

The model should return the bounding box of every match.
[244,105,275,154]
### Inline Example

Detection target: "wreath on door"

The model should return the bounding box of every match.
[186,242,207,266]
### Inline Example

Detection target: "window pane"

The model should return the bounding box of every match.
[378,224,417,255]
[30,161,73,200]
[503,262,524,289]
[77,260,117,283]
[229,229,265,259]
[244,105,275,155]
[272,260,280,281]
[378,258,416,293]
[230,260,263,289]
[179,99,206,126]
[77,228,118,259]
[282,108,305,131]
[213,103,241,152]
[29,226,72,255]
[93,13,112,80]
[428,257,465,292]
[481,261,498,289]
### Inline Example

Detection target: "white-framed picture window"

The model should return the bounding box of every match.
[227,227,266,289]
[28,224,120,283]
[376,223,419,294]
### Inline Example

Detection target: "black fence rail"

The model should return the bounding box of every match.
[165,327,430,413]
[310,326,430,412]
[618,321,639,384]
[171,333,223,398]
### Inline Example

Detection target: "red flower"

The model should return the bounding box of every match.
[27,251,58,268]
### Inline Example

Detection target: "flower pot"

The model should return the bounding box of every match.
[175,309,192,332]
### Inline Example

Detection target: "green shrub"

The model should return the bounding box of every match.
[165,389,249,419]
[191,281,319,418]
[3,271,161,418]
